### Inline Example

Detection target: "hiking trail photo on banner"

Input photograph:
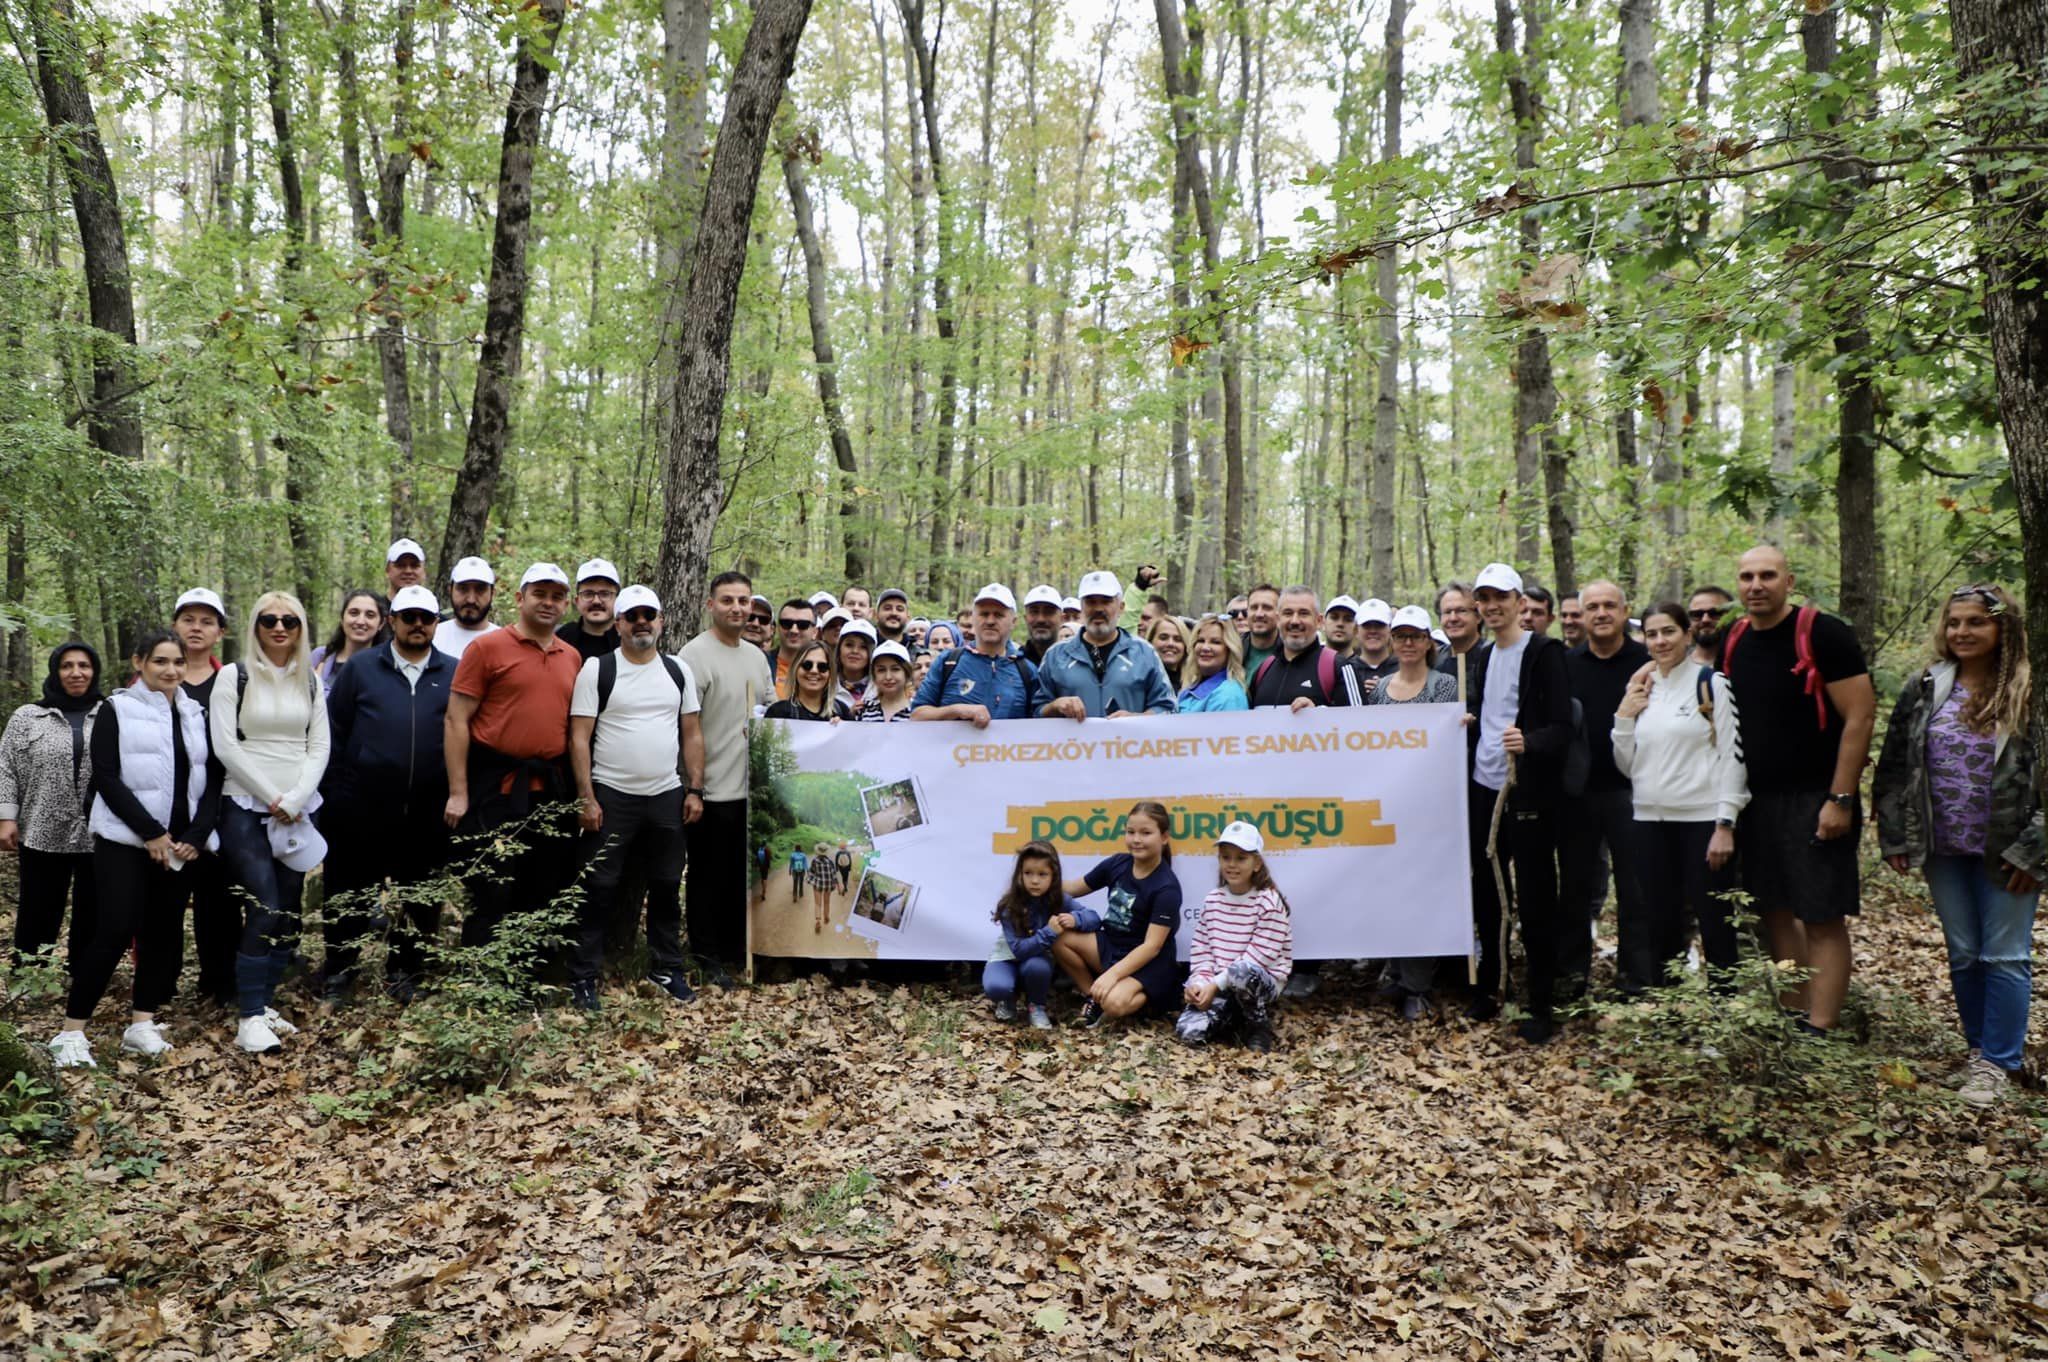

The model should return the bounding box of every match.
[746,706,1473,962]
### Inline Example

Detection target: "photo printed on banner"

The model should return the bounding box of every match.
[860,776,928,841]
[849,866,918,939]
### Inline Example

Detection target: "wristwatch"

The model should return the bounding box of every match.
[1715,818,1735,830]
[685,786,706,799]
[1826,792,1856,808]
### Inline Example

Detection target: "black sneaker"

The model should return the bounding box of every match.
[1516,1014,1557,1046]
[570,980,602,1013]
[1465,995,1501,1023]
[385,971,418,1005]
[1244,1023,1276,1053]
[1399,994,1429,1023]
[322,971,353,1005]
[1078,999,1105,1028]
[649,971,697,1005]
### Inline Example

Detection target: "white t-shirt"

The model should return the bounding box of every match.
[570,651,701,797]
[434,618,499,660]
[1475,633,1528,793]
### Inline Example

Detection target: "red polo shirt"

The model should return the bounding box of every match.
[451,624,579,759]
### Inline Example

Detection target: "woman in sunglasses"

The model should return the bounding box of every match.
[210,590,331,1054]
[1875,584,2043,1107]
[763,639,852,723]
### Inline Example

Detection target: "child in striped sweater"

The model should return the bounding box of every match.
[1175,820,1292,1051]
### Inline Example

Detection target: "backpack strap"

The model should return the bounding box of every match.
[1251,654,1276,696]
[1316,646,1337,701]
[1792,604,1828,729]
[1696,664,1718,746]
[232,663,318,742]
[595,651,620,715]
[659,654,688,702]
[938,648,961,697]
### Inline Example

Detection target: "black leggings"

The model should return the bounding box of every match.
[66,838,191,1019]
[13,846,97,968]
[1631,819,1744,987]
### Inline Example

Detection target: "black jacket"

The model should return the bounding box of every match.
[322,644,455,822]
[1463,632,1574,803]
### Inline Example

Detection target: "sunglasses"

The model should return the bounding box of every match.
[796,660,831,674]
[1227,609,1248,620]
[779,618,813,631]
[1950,585,2006,614]
[750,613,774,625]
[257,614,302,631]
[1688,607,1724,621]
[394,610,436,626]
[621,608,658,624]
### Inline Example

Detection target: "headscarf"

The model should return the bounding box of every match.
[41,642,102,715]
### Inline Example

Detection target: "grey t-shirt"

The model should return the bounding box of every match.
[677,630,774,802]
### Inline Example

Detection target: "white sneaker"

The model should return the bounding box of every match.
[1028,1005,1053,1030]
[1957,1057,2009,1108]
[261,1007,299,1037]
[120,1020,173,1057]
[235,1014,283,1054]
[49,1029,96,1069]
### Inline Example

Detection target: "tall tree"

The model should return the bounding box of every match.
[655,0,815,639]
[654,0,713,480]
[256,0,319,604]
[1368,0,1406,597]
[782,120,864,581]
[1612,0,1657,597]
[438,0,568,587]
[899,0,960,598]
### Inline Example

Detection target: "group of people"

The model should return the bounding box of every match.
[0,540,2036,1101]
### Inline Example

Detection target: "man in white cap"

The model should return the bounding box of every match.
[1038,571,1175,719]
[1060,597,1082,628]
[443,563,583,964]
[1463,561,1575,1044]
[385,538,427,597]
[910,583,1042,725]
[1353,598,1397,683]
[1019,584,1064,665]
[1322,595,1362,659]
[809,590,839,615]
[166,587,235,1006]
[568,584,704,1011]
[558,558,623,664]
[434,557,499,660]
[318,584,457,1003]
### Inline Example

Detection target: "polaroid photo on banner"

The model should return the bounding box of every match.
[859,776,929,842]
[849,866,917,940]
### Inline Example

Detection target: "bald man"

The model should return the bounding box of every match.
[1720,546,1876,1036]
[1561,581,1651,996]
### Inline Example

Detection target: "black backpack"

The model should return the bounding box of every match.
[592,651,691,761]
[234,663,322,742]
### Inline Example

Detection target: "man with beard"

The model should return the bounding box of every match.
[874,589,912,648]
[1322,595,1361,658]
[1688,585,1734,666]
[772,597,817,699]
[434,557,500,659]
[1242,584,1282,677]
[1038,572,1175,719]
[1019,584,1064,665]
[1520,584,1557,637]
[557,558,623,663]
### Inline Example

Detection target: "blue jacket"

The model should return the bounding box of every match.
[1177,673,1249,713]
[1036,630,1176,716]
[910,647,1042,720]
[996,895,1099,961]
[321,644,455,821]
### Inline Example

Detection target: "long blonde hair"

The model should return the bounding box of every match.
[243,590,314,679]
[1145,614,1196,689]
[1932,584,2030,735]
[1190,616,1246,690]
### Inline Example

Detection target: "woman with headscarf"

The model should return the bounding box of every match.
[1,642,103,967]
[211,590,331,1054]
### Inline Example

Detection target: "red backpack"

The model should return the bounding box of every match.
[1722,604,1827,729]
[1251,645,1339,703]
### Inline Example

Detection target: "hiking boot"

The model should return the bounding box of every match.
[1465,996,1501,1023]
[235,1014,283,1054]
[649,971,697,1005]
[322,972,353,1005]
[1517,1014,1558,1046]
[1027,1005,1053,1031]
[120,1020,173,1058]
[570,980,602,1013]
[49,1029,95,1069]
[1399,994,1429,1023]
[1943,1048,1984,1089]
[992,1000,1017,1023]
[1957,1057,2010,1108]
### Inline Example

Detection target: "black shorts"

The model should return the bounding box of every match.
[1099,935,1184,1016]
[1739,788,1861,923]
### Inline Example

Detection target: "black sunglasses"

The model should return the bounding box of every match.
[796,660,831,673]
[750,613,774,625]
[621,608,659,624]
[1227,609,1248,620]
[257,613,302,631]
[779,618,813,631]
[1688,607,1723,621]
[394,610,436,626]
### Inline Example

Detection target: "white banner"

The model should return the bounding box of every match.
[747,705,1473,962]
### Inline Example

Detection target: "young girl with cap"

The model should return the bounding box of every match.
[1175,821,1292,1051]
[983,840,1096,1029]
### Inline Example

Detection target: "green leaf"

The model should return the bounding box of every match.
[1031,1306,1068,1333]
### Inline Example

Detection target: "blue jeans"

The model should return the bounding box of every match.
[982,955,1053,1008]
[1923,854,2037,1071]
[217,802,309,1018]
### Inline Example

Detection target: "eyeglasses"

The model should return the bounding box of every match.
[779,618,812,631]
[796,660,831,674]
[577,588,617,601]
[257,614,302,631]
[394,610,436,626]
[621,608,658,625]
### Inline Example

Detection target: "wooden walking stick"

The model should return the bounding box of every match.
[1486,752,1517,1004]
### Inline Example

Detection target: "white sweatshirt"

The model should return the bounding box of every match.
[1610,663,1749,824]
[209,659,332,818]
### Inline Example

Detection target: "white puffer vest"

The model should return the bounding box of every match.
[88,685,214,850]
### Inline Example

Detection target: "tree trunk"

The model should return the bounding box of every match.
[654,0,814,642]
[1768,336,1797,544]
[783,127,865,582]
[1801,8,1879,650]
[1497,0,1560,574]
[438,0,568,590]
[1613,0,1658,598]
[655,0,714,501]
[1368,0,1406,598]
[256,0,319,605]
[900,0,960,597]
[1948,0,2048,732]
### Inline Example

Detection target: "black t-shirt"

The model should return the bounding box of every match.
[1248,641,1364,707]
[557,621,622,664]
[180,673,219,709]
[1721,610,1868,793]
[1566,638,1652,792]
[1083,852,1183,958]
[1352,653,1399,680]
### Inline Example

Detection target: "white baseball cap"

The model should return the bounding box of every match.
[389,585,439,615]
[1023,584,1064,609]
[1430,628,1450,648]
[385,537,425,564]
[575,557,621,587]
[1216,820,1265,854]
[1076,570,1122,600]
[451,556,495,585]
[173,587,227,622]
[973,582,1018,611]
[873,640,913,668]
[809,591,840,610]
[1474,562,1524,594]
[839,618,878,644]
[615,584,661,615]
[1061,597,1081,613]
[1325,594,1360,618]
[1390,604,1433,634]
[519,562,571,590]
[1359,598,1394,626]
[819,607,852,629]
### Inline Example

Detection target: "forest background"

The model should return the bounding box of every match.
[1,0,2045,691]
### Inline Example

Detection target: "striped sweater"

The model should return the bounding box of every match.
[1187,886,1292,991]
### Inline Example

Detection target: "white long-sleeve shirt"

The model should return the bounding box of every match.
[1611,663,1748,824]
[209,659,331,818]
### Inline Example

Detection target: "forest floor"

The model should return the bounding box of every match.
[3,870,2047,1361]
